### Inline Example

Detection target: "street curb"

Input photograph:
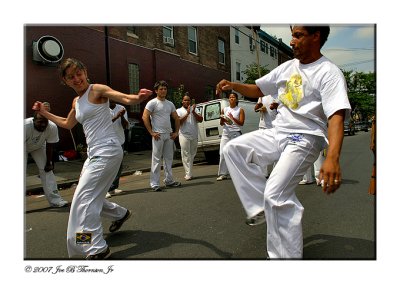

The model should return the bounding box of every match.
[26,159,207,195]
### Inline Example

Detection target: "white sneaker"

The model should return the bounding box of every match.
[299,179,314,185]
[50,200,68,207]
[184,175,192,181]
[105,192,112,198]
[216,175,228,181]
[110,189,123,195]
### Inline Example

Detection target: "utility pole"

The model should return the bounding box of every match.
[251,26,261,77]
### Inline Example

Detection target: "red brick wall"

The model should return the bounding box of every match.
[25,25,231,151]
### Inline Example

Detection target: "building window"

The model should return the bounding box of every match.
[128,63,140,113]
[236,62,241,81]
[127,26,138,38]
[188,26,198,54]
[218,39,225,64]
[270,45,276,58]
[235,29,240,44]
[163,26,174,46]
[260,40,266,53]
[249,36,255,51]
[205,85,214,101]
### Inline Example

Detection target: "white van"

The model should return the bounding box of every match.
[195,98,260,163]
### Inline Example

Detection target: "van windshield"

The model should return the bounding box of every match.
[204,103,221,121]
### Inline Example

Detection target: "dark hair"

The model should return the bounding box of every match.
[154,80,168,91]
[229,93,239,106]
[290,25,330,48]
[304,25,330,48]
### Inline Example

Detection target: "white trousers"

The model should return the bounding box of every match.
[223,128,324,259]
[67,145,127,258]
[302,150,326,182]
[26,146,64,205]
[150,133,175,187]
[179,135,198,178]
[218,131,241,176]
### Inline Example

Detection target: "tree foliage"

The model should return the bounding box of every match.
[342,70,376,120]
[169,84,186,108]
[243,63,270,85]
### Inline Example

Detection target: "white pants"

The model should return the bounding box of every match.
[67,144,127,258]
[26,146,65,206]
[302,150,326,182]
[218,131,241,176]
[223,128,324,259]
[179,135,198,178]
[150,133,175,187]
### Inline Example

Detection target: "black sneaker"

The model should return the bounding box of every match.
[109,210,132,232]
[245,211,265,226]
[165,181,181,187]
[86,246,111,260]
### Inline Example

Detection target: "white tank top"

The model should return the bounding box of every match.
[222,105,242,134]
[75,85,119,154]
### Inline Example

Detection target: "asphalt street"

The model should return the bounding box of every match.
[24,131,375,260]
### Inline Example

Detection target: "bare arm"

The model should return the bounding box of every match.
[192,104,203,122]
[142,108,161,141]
[228,108,245,126]
[179,106,191,124]
[32,100,78,130]
[170,111,180,140]
[319,109,345,194]
[93,84,152,105]
[216,79,263,99]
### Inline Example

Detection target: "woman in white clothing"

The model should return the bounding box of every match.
[176,95,203,180]
[217,93,245,181]
[32,58,152,259]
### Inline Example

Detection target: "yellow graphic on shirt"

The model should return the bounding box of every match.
[279,74,303,110]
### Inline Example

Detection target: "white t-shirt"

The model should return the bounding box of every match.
[25,117,59,153]
[255,56,351,143]
[176,106,199,140]
[257,95,277,129]
[145,97,176,133]
[110,104,128,145]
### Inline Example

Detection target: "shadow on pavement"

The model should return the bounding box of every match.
[105,230,233,259]
[303,234,376,260]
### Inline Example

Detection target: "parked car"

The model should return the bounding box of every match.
[195,98,260,163]
[126,119,152,152]
[344,120,356,136]
[359,120,369,132]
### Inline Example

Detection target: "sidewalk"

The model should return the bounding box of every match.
[26,150,206,194]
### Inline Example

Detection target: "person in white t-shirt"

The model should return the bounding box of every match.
[176,94,203,180]
[216,93,245,181]
[25,106,68,208]
[216,25,351,259]
[106,101,129,198]
[142,80,181,191]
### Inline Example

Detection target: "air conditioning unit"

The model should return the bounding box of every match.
[32,35,64,65]
[163,37,175,45]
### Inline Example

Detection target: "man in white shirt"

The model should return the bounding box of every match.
[176,94,203,180]
[142,80,181,191]
[216,25,351,259]
[25,104,68,207]
[106,101,129,198]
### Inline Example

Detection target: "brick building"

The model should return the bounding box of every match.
[25,25,231,151]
